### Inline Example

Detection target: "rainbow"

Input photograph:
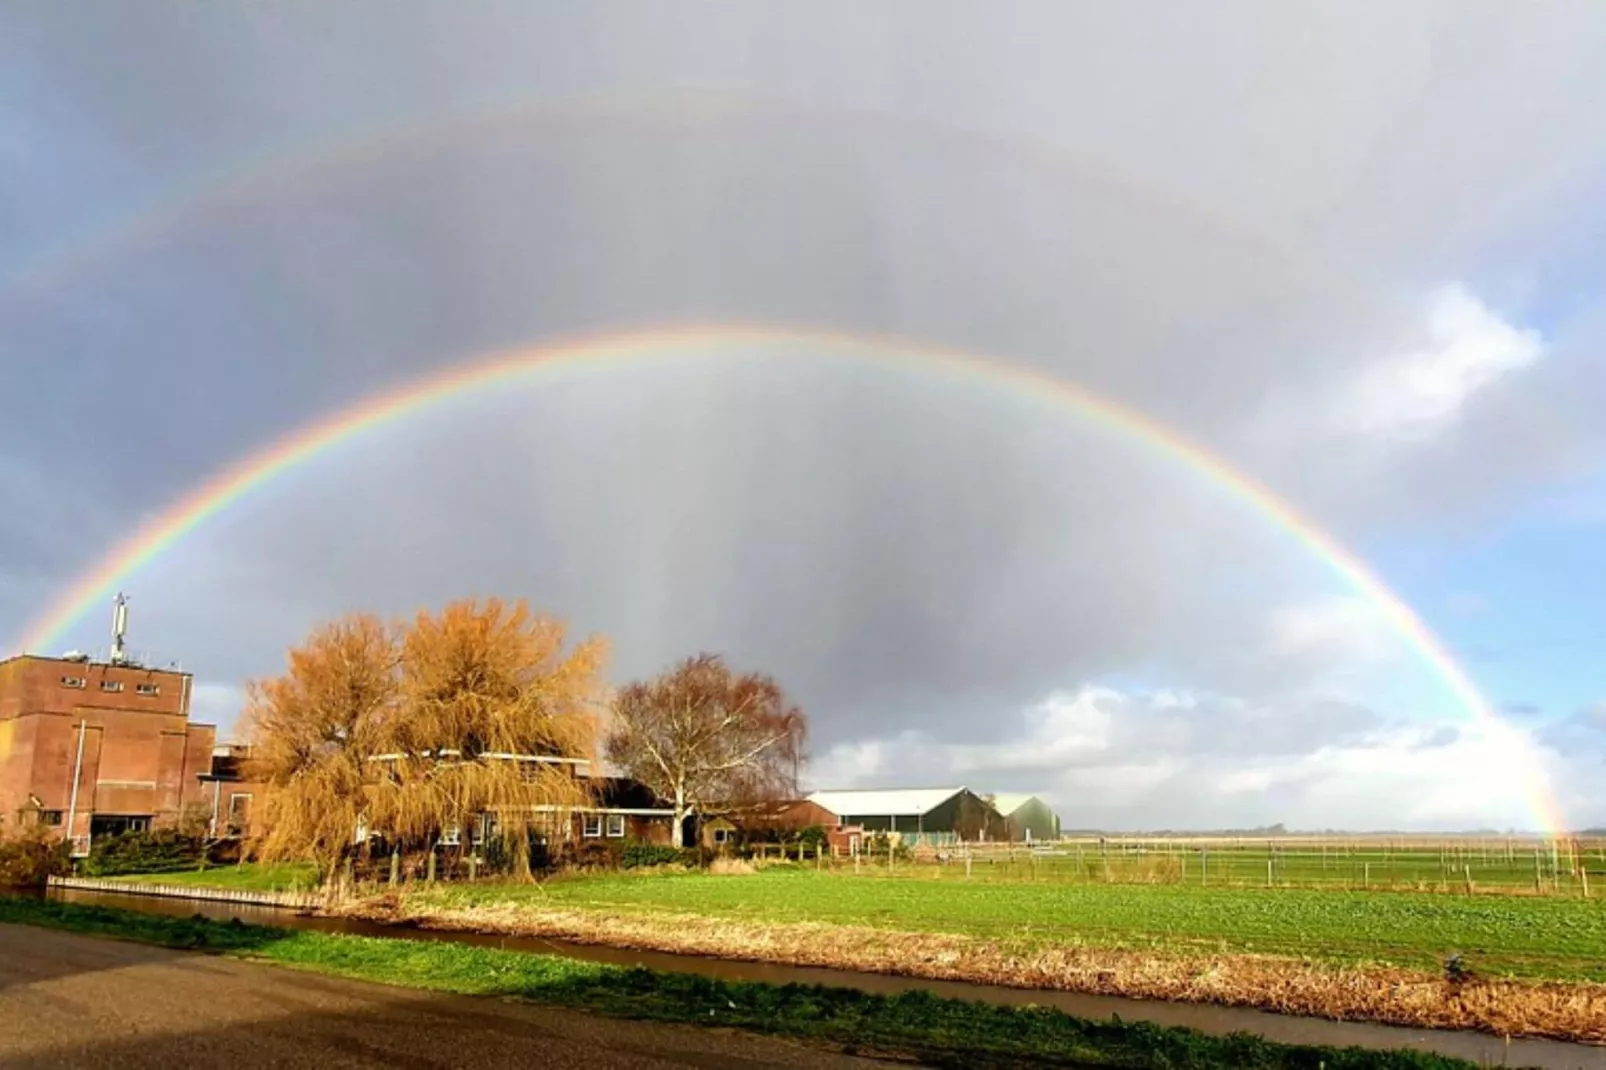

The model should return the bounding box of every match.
[11,324,1565,836]
[0,89,1370,322]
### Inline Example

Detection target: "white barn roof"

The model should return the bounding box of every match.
[807,787,967,817]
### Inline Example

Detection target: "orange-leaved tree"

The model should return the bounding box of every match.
[606,653,807,847]
[245,599,607,882]
[243,613,399,883]
[368,597,606,877]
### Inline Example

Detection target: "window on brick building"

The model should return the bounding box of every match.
[605,814,626,838]
[40,810,63,826]
[60,676,86,689]
[582,814,602,838]
[227,793,252,833]
[136,683,160,696]
[101,680,124,693]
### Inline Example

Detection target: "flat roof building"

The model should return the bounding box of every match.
[0,652,215,854]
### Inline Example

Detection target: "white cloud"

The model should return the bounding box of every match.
[1336,284,1543,439]
[1266,595,1400,671]
[810,683,1576,832]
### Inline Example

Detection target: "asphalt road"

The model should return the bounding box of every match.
[0,924,896,1069]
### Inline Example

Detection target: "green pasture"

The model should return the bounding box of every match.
[428,867,1606,983]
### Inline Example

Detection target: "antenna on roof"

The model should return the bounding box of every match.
[109,593,129,666]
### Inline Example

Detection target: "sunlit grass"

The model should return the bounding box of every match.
[423,867,1606,982]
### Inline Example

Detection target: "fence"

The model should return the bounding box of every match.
[806,835,1606,896]
[47,875,320,910]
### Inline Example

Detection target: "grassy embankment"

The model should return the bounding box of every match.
[0,896,1486,1070]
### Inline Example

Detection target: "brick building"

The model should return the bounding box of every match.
[0,653,216,854]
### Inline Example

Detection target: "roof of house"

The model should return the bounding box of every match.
[988,793,1041,816]
[588,776,669,811]
[806,787,967,817]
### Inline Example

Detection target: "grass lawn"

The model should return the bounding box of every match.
[420,868,1606,983]
[0,896,1481,1070]
[109,862,320,893]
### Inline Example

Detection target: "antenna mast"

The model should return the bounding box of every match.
[109,593,129,666]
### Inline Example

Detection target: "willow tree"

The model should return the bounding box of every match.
[366,597,606,877]
[242,613,399,884]
[606,654,807,847]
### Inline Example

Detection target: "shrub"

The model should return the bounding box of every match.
[568,840,624,871]
[795,825,827,850]
[620,843,695,870]
[0,826,71,887]
[80,828,206,877]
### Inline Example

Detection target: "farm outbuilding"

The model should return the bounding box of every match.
[988,793,1060,843]
[805,787,1006,842]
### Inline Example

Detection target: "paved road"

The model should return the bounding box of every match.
[0,924,894,1069]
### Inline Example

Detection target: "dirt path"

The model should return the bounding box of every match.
[0,924,896,1069]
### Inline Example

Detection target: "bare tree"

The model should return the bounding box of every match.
[606,654,807,847]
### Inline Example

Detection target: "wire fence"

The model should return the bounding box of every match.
[824,835,1606,896]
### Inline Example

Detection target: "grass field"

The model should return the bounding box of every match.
[110,862,319,893]
[0,896,1481,1070]
[422,867,1606,983]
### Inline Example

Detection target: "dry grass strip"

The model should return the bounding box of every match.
[331,895,1606,1045]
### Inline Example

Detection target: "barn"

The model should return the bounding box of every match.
[805,787,1006,843]
[988,793,1060,843]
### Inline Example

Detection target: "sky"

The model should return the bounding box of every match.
[1,2,1603,832]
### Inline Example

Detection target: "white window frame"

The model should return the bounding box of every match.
[100,680,124,693]
[604,814,626,838]
[712,827,730,844]
[136,683,160,696]
[440,825,462,847]
[61,676,86,689]
[227,793,252,830]
[582,814,602,839]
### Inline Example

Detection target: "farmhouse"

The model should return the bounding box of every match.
[574,773,676,845]
[988,793,1060,842]
[695,797,840,849]
[806,787,1006,843]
